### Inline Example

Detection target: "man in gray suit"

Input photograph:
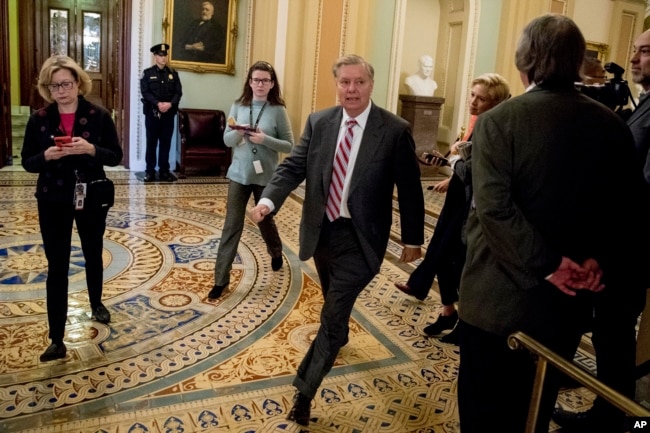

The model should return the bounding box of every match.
[249,54,425,427]
[457,15,649,433]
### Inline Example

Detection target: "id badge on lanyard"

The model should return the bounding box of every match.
[74,170,87,210]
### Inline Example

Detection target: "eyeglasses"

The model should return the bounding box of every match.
[47,81,75,92]
[251,78,273,85]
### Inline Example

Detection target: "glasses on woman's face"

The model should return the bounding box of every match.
[251,78,272,86]
[48,81,76,92]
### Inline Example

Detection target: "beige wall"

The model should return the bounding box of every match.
[400,0,440,96]
[200,0,649,151]
[249,0,403,142]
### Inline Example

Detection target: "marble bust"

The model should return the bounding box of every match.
[405,55,438,96]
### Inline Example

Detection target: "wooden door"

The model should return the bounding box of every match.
[45,0,115,109]
[19,0,129,166]
[0,0,10,168]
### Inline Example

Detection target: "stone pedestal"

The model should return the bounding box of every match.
[399,95,445,177]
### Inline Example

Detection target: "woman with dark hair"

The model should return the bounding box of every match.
[209,61,294,300]
[22,55,122,362]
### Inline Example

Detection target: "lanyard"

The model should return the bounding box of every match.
[249,102,268,130]
[248,102,267,155]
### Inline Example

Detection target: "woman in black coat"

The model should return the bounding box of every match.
[22,55,123,362]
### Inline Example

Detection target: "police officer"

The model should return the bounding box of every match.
[140,43,183,182]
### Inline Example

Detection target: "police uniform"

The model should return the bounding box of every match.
[140,43,183,181]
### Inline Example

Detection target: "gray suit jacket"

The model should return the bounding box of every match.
[627,93,650,180]
[262,103,425,274]
[460,84,647,337]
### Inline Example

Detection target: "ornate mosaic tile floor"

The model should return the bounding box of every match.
[0,169,592,432]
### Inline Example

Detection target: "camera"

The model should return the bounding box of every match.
[577,61,634,119]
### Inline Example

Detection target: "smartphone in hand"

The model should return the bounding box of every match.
[54,136,72,147]
[421,150,449,166]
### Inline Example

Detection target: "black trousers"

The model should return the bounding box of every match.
[38,199,109,343]
[458,319,584,433]
[406,174,466,303]
[145,111,175,174]
[458,284,590,433]
[590,286,646,431]
[293,218,375,399]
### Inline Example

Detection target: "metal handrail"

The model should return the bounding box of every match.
[508,331,650,433]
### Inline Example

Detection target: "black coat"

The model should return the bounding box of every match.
[21,96,123,203]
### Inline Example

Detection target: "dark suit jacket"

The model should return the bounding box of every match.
[262,103,425,274]
[627,93,650,181]
[178,18,224,64]
[460,84,649,337]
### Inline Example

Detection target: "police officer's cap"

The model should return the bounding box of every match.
[150,43,169,56]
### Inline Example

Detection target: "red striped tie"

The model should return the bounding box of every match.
[326,118,357,221]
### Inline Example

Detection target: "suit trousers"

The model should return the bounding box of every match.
[293,218,375,399]
[407,175,466,303]
[144,111,175,174]
[214,181,282,286]
[458,319,583,433]
[590,286,646,431]
[38,199,109,343]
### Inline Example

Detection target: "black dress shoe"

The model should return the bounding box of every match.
[208,284,228,300]
[144,172,156,182]
[271,256,283,271]
[439,325,460,345]
[159,171,176,182]
[394,282,427,301]
[40,343,66,362]
[423,311,458,336]
[92,304,111,324]
[287,391,311,426]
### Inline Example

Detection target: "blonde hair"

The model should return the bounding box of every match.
[471,73,511,105]
[37,55,92,103]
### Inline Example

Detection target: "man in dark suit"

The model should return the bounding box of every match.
[249,54,425,427]
[553,28,650,432]
[178,1,224,64]
[630,29,650,183]
[457,15,650,433]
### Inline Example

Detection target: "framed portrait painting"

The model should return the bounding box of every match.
[163,0,237,74]
[585,41,608,62]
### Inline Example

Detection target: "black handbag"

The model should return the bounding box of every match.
[85,178,115,209]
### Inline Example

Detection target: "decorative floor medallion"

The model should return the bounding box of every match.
[0,170,599,432]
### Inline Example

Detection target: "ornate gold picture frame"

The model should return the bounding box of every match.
[163,0,238,74]
[585,41,609,62]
